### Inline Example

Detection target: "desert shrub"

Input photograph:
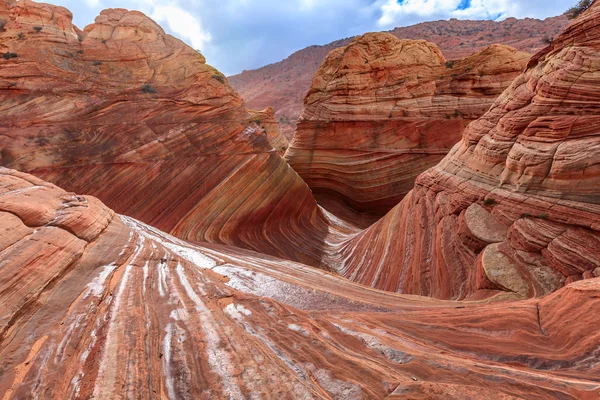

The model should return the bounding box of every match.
[542,36,554,44]
[92,61,102,66]
[2,52,18,60]
[33,26,43,33]
[445,60,456,68]
[17,32,24,40]
[212,74,225,84]
[0,19,6,31]
[538,213,549,220]
[565,0,593,19]
[141,83,157,94]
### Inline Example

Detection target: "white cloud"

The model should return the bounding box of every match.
[150,4,211,50]
[57,0,570,75]
[84,0,101,8]
[376,0,563,27]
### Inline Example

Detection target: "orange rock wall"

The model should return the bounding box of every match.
[286,34,529,226]
[1,167,600,399]
[0,0,333,266]
[329,4,600,299]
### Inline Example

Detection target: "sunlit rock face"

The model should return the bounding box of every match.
[329,3,600,299]
[1,167,600,399]
[0,0,341,266]
[286,33,529,227]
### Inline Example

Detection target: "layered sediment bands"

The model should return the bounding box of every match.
[0,0,332,263]
[2,167,600,399]
[286,33,529,226]
[331,4,600,299]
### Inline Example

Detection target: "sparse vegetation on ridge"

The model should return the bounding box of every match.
[565,0,593,19]
[212,74,225,84]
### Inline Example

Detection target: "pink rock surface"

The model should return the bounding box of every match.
[0,0,339,267]
[1,167,600,399]
[286,34,529,226]
[328,3,600,299]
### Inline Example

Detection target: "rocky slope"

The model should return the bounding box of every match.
[2,167,600,399]
[0,0,338,265]
[286,34,529,226]
[327,2,600,299]
[229,15,569,137]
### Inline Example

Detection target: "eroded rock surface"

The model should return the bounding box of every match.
[1,167,600,399]
[329,3,600,299]
[0,0,337,266]
[286,33,529,226]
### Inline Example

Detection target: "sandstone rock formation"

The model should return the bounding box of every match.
[229,16,569,136]
[328,2,600,299]
[248,106,289,155]
[2,167,600,399]
[0,0,333,265]
[286,34,529,226]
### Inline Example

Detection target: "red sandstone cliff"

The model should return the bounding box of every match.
[327,2,600,300]
[0,0,337,266]
[229,15,570,137]
[1,167,600,399]
[286,34,529,227]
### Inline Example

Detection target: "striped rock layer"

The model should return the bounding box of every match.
[286,33,529,227]
[1,167,600,399]
[0,0,340,265]
[328,3,600,300]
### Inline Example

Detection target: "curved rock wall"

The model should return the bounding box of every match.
[330,3,600,299]
[1,167,600,399]
[0,0,334,265]
[286,33,529,226]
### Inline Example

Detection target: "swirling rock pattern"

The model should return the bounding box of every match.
[1,167,600,399]
[286,33,529,226]
[0,0,335,264]
[330,3,600,299]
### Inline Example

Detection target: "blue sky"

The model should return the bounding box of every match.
[50,0,571,76]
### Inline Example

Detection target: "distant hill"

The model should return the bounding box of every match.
[228,15,570,139]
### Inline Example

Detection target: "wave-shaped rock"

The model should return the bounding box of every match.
[0,0,335,265]
[329,3,600,299]
[1,166,600,399]
[286,33,529,226]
